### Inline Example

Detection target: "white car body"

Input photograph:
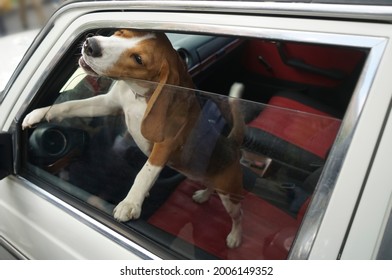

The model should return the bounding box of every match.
[1,0,392,260]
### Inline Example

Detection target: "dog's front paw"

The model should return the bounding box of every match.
[22,108,49,129]
[192,188,213,204]
[113,200,141,222]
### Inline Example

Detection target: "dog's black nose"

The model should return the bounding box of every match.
[83,38,102,57]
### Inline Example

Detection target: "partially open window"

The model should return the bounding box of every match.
[20,29,368,259]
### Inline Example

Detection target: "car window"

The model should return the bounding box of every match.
[20,30,367,259]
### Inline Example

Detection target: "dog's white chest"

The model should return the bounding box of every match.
[113,81,152,155]
[125,99,150,155]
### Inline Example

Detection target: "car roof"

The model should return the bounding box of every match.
[275,0,391,4]
[260,0,391,4]
[68,0,392,6]
[148,0,392,6]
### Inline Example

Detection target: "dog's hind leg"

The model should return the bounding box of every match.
[218,192,243,248]
[209,160,244,248]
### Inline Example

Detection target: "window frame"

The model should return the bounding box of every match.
[5,5,388,259]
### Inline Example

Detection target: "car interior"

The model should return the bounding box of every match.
[22,29,368,260]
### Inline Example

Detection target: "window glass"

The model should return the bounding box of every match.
[22,30,366,259]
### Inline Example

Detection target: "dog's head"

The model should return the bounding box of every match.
[79,29,191,86]
[79,29,196,143]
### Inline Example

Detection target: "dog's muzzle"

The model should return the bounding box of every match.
[83,38,102,58]
[78,56,98,76]
[79,37,102,76]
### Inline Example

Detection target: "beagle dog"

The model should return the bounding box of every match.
[22,29,245,248]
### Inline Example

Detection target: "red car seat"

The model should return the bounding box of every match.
[244,90,342,172]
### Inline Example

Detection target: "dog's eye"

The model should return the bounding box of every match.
[133,54,143,65]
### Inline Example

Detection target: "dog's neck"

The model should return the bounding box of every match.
[122,79,152,100]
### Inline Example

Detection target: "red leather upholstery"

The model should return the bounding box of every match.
[243,41,365,87]
[248,95,341,158]
[148,179,298,259]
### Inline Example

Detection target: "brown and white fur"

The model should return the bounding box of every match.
[22,29,245,248]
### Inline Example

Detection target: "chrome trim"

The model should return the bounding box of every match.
[54,1,392,22]
[0,235,28,260]
[6,2,388,259]
[289,39,388,259]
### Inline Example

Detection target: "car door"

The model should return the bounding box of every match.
[338,99,392,260]
[1,1,392,259]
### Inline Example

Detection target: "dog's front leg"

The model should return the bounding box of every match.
[113,160,163,221]
[22,106,53,129]
[113,141,174,222]
[22,94,120,129]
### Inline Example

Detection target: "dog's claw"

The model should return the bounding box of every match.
[113,200,141,221]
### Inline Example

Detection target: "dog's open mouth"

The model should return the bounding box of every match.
[79,57,98,76]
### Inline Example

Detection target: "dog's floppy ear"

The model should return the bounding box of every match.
[141,60,187,143]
